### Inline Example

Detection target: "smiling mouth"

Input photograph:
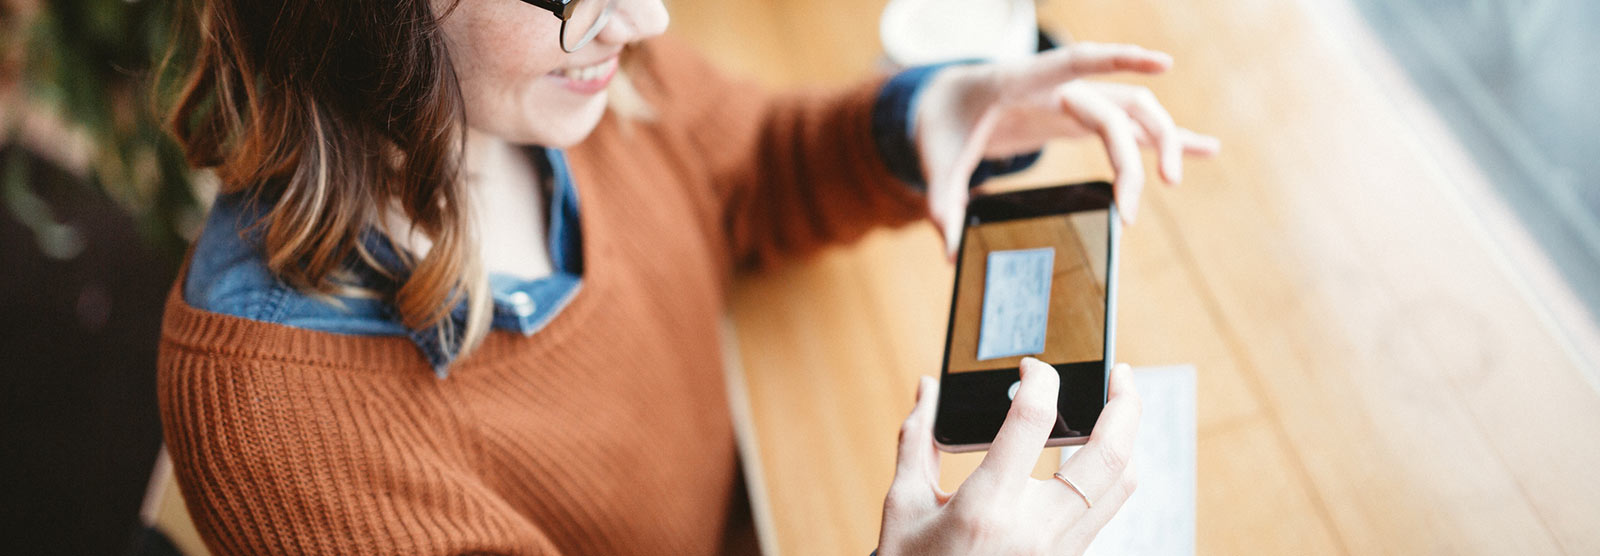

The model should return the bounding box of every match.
[548,55,621,96]
[555,57,617,81]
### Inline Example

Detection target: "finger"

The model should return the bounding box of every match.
[921,147,967,260]
[972,357,1061,491]
[921,161,960,261]
[920,105,995,261]
[1134,128,1222,156]
[1054,459,1140,551]
[1097,84,1224,168]
[895,376,941,479]
[1179,128,1222,156]
[890,376,944,508]
[1015,42,1172,92]
[1060,83,1146,225]
[927,180,969,261]
[930,185,968,260]
[1099,83,1184,185]
[1054,364,1142,503]
[928,112,999,259]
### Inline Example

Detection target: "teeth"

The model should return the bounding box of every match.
[561,60,611,81]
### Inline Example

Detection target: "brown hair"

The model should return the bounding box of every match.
[163,0,493,356]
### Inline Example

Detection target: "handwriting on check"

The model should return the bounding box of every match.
[977,247,1055,361]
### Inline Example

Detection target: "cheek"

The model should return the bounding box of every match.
[445,5,595,142]
[444,0,556,69]
[450,12,563,99]
[460,62,608,146]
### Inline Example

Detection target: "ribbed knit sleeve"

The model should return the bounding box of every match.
[158,336,553,555]
[631,37,931,271]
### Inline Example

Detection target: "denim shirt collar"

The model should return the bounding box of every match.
[186,146,586,379]
[378,146,586,377]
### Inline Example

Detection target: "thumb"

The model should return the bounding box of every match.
[893,376,942,493]
[930,192,966,261]
[927,111,1000,260]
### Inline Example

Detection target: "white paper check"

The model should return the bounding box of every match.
[977,247,1055,360]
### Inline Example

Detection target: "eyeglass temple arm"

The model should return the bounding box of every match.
[522,0,576,19]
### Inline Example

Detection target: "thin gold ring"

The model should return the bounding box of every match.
[1052,472,1093,508]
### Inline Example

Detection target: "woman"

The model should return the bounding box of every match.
[157,0,1218,553]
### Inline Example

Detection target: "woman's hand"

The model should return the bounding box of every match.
[877,359,1142,556]
[913,42,1222,255]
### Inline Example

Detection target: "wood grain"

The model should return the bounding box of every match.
[674,0,1600,554]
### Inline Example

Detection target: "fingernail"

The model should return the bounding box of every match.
[1022,357,1052,374]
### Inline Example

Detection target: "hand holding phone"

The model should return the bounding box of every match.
[935,181,1120,451]
[876,361,1143,555]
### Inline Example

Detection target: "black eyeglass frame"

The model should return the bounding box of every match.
[520,0,580,18]
[518,0,612,53]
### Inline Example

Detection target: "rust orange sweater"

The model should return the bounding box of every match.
[157,37,927,555]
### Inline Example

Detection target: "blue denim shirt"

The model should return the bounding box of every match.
[184,64,1040,377]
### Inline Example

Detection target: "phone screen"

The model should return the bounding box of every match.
[949,211,1109,372]
[935,183,1116,451]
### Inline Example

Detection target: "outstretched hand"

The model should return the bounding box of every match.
[913,42,1221,256]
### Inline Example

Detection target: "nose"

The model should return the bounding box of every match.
[596,0,669,45]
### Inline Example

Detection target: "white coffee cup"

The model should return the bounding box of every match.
[880,0,1038,67]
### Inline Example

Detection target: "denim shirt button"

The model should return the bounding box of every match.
[507,291,537,317]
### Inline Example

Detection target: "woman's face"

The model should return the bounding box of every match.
[438,0,669,147]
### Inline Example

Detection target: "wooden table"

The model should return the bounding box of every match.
[671,0,1600,554]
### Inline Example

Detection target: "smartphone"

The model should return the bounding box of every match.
[934,181,1119,453]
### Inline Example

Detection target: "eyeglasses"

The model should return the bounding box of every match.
[519,0,618,53]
